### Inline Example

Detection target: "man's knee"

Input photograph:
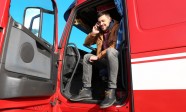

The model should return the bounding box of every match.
[106,48,118,57]
[83,54,93,62]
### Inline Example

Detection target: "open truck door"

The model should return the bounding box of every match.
[0,0,58,111]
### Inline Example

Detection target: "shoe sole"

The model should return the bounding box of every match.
[70,97,93,101]
[100,99,116,108]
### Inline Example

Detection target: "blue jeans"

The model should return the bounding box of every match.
[83,48,119,88]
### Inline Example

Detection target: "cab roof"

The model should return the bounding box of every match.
[64,0,121,33]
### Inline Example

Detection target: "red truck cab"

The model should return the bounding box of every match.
[1,0,186,112]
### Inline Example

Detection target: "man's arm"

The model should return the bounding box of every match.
[84,23,101,46]
[84,33,98,46]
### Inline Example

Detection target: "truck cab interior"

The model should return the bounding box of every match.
[61,0,131,105]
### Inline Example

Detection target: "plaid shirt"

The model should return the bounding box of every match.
[102,31,110,50]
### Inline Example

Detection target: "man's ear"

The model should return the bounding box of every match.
[105,15,111,21]
[108,16,112,22]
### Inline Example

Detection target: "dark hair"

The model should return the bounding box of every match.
[97,11,111,18]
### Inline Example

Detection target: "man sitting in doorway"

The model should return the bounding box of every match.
[70,11,119,108]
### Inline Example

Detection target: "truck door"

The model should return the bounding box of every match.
[0,0,58,111]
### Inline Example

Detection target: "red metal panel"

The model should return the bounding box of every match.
[137,0,186,30]
[127,0,186,112]
[0,0,10,55]
[76,0,86,6]
[127,0,186,54]
[131,47,186,59]
[133,90,186,112]
[0,97,53,112]
[0,0,9,27]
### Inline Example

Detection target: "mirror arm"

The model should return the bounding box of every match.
[29,14,40,30]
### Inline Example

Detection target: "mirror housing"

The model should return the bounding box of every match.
[24,8,41,37]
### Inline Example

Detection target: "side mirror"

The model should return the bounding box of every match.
[24,8,41,37]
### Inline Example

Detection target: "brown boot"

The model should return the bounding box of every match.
[100,89,116,108]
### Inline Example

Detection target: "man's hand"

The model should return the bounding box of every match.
[89,55,98,62]
[91,23,100,35]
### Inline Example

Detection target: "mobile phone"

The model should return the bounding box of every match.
[96,22,102,31]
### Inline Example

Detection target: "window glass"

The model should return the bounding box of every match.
[10,0,54,45]
[69,26,93,52]
[42,13,54,44]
